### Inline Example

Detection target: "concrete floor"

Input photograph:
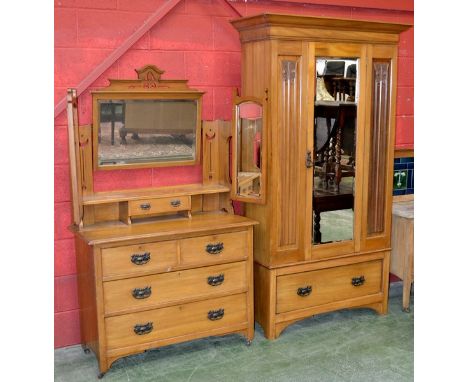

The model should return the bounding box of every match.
[55,283,413,382]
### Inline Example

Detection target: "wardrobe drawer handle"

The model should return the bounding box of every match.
[131,252,151,265]
[207,274,224,286]
[133,322,153,335]
[140,203,151,210]
[132,286,152,299]
[351,276,365,287]
[206,242,224,255]
[297,286,312,297]
[170,199,181,207]
[207,309,225,321]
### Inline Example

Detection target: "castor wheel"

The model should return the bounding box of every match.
[97,372,106,379]
[83,348,90,354]
[245,339,252,346]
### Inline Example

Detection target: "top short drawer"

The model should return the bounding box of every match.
[102,241,177,279]
[180,231,248,266]
[276,260,382,314]
[128,196,191,217]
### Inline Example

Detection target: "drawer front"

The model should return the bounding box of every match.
[180,231,248,266]
[276,260,382,314]
[103,261,247,314]
[106,293,247,349]
[102,241,177,279]
[128,196,191,217]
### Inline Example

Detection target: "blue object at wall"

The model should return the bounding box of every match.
[393,157,414,195]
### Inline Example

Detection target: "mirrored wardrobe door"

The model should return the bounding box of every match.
[310,43,367,259]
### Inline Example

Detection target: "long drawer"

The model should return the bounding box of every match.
[105,293,247,350]
[276,260,382,314]
[180,231,248,266]
[103,261,247,315]
[101,241,177,279]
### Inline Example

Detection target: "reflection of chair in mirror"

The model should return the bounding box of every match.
[99,102,124,145]
[313,103,356,243]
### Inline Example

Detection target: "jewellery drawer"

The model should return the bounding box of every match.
[105,293,247,350]
[101,241,177,279]
[103,261,247,315]
[128,195,191,217]
[180,231,248,266]
[276,260,382,314]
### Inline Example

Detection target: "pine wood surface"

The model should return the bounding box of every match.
[105,293,247,350]
[76,212,257,246]
[101,241,178,279]
[276,260,382,313]
[103,261,247,315]
[128,195,191,217]
[75,215,256,375]
[82,183,229,205]
[390,201,414,311]
[180,231,248,266]
[231,13,410,339]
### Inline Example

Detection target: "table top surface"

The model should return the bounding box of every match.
[392,200,414,219]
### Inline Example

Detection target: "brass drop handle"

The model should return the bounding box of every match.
[131,252,151,265]
[306,150,313,168]
[351,276,365,287]
[170,199,181,207]
[132,286,152,299]
[206,242,224,255]
[134,322,153,335]
[297,285,312,297]
[140,203,151,210]
[207,309,225,321]
[207,274,225,286]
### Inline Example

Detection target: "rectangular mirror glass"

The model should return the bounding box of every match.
[97,99,198,167]
[233,100,264,201]
[312,58,359,245]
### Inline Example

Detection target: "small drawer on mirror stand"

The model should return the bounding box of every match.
[127,195,192,222]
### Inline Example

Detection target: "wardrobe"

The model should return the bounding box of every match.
[230,14,411,338]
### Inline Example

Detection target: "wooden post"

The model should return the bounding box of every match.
[66,89,83,226]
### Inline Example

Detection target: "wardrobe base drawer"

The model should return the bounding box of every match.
[105,293,247,350]
[276,260,382,314]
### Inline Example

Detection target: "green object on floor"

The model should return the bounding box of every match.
[54,284,413,382]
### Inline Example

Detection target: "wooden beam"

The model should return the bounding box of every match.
[394,148,414,158]
[54,0,184,119]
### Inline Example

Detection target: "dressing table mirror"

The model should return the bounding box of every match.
[92,65,203,170]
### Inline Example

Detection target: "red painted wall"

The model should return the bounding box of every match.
[54,0,413,348]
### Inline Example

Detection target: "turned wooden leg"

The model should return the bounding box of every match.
[119,127,127,145]
[313,211,321,244]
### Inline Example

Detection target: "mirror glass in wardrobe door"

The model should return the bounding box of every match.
[312,58,359,245]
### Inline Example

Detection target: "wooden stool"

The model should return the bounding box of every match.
[390,199,414,312]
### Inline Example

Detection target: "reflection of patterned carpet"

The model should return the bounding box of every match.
[319,208,354,243]
[98,122,194,162]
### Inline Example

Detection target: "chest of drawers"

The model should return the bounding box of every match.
[75,213,257,377]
